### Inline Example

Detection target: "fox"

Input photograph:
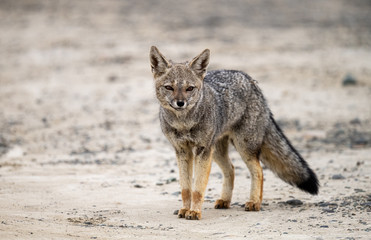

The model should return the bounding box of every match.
[149,46,319,220]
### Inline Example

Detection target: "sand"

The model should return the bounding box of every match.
[0,0,370,239]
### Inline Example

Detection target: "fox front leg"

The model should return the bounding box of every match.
[175,146,193,218]
[185,147,213,220]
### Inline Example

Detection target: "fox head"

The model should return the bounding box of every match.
[149,46,210,112]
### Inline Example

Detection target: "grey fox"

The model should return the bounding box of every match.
[149,46,319,220]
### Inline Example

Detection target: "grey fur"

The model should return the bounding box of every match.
[150,46,319,214]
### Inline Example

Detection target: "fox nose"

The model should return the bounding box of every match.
[176,100,185,107]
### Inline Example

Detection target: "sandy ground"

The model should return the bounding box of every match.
[0,0,371,239]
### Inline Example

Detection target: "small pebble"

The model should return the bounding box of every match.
[350,118,361,125]
[107,75,118,82]
[332,174,345,180]
[342,74,357,86]
[172,191,181,196]
[166,177,177,184]
[285,199,303,206]
[322,208,335,213]
[354,188,365,193]
[361,202,371,207]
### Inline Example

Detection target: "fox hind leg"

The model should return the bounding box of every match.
[232,136,263,211]
[213,136,235,209]
[244,158,263,211]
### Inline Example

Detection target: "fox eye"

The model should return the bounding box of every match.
[164,85,174,91]
[186,86,195,91]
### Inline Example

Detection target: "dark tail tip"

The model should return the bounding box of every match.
[297,168,319,195]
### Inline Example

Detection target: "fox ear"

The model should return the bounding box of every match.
[189,49,210,78]
[150,46,171,78]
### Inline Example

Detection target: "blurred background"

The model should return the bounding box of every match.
[0,0,370,156]
[0,1,370,238]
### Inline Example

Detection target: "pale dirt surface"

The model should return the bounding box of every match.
[0,0,371,239]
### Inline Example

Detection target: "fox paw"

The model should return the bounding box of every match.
[245,201,261,211]
[177,208,189,218]
[214,199,230,209]
[185,210,201,220]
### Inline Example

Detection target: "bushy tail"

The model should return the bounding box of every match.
[260,114,319,195]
